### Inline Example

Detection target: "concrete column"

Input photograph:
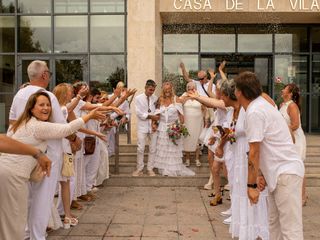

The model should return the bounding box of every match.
[127,0,162,142]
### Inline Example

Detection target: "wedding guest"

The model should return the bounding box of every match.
[280,83,307,206]
[132,79,159,176]
[1,91,105,240]
[235,71,304,240]
[180,81,204,167]
[9,60,80,240]
[220,79,269,240]
[153,82,195,176]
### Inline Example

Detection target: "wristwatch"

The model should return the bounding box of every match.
[33,150,45,160]
[247,183,258,189]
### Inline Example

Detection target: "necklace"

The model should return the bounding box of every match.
[229,106,240,144]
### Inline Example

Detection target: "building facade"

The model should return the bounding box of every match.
[1,0,320,135]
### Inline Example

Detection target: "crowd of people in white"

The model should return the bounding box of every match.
[0,59,306,240]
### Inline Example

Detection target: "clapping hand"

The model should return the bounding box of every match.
[89,107,108,121]
[78,85,89,99]
[187,90,199,99]
[219,60,226,72]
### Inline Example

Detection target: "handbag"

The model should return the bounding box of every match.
[61,153,75,177]
[30,164,45,182]
[84,136,96,155]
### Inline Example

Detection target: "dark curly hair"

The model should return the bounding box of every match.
[285,83,301,111]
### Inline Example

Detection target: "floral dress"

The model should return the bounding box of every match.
[153,101,195,177]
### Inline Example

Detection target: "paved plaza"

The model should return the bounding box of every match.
[48,186,320,240]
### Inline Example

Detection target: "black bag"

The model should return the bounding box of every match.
[84,136,96,155]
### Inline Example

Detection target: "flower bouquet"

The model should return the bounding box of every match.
[167,120,190,145]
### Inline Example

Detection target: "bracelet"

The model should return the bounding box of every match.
[33,150,45,160]
[247,183,257,189]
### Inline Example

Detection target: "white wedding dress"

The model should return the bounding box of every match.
[153,102,195,177]
[229,107,269,240]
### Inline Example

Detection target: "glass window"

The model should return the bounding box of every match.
[274,55,308,94]
[54,16,88,53]
[0,16,15,52]
[18,0,51,13]
[312,28,320,52]
[201,34,236,53]
[275,27,308,53]
[19,16,51,53]
[55,59,86,85]
[311,95,320,131]
[0,0,15,13]
[90,55,125,91]
[164,34,198,53]
[163,54,198,95]
[312,55,320,94]
[54,0,88,13]
[0,94,13,133]
[238,34,272,52]
[90,15,124,52]
[91,0,125,13]
[0,55,15,92]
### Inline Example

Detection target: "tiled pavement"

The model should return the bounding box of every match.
[48,186,320,240]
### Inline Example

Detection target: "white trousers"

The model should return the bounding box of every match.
[268,174,303,240]
[95,140,109,186]
[84,141,101,192]
[25,152,61,240]
[136,131,157,171]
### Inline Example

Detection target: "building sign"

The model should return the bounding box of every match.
[171,0,320,11]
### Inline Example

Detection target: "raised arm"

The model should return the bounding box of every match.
[180,62,193,83]
[188,91,225,109]
[218,61,227,80]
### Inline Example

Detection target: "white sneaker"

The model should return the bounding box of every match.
[132,170,143,177]
[195,159,201,167]
[223,216,232,225]
[220,208,232,217]
[147,169,156,177]
[185,159,190,167]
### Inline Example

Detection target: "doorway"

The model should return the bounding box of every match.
[201,55,272,94]
[18,55,88,91]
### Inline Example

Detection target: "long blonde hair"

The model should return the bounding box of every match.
[159,82,175,106]
[53,83,70,106]
[10,91,52,133]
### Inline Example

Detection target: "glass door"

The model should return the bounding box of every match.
[200,55,272,94]
[18,55,88,90]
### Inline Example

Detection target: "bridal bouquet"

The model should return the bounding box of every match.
[167,120,190,146]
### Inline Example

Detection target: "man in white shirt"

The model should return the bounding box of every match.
[132,80,158,177]
[9,60,80,240]
[234,71,304,240]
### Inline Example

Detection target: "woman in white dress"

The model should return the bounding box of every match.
[181,82,204,167]
[153,82,195,176]
[220,79,269,240]
[0,91,106,240]
[280,83,307,206]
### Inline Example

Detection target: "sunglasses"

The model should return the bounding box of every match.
[198,77,205,81]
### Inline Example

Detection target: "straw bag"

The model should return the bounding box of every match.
[61,153,75,177]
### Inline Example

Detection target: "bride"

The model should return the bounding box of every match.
[153,82,195,177]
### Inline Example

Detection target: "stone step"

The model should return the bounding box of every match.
[305,162,320,174]
[110,162,211,174]
[105,173,320,187]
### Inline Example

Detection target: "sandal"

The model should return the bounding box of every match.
[78,194,93,202]
[71,200,83,210]
[63,217,78,229]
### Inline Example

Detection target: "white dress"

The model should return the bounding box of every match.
[279,100,307,161]
[182,94,203,152]
[230,108,269,240]
[153,102,195,177]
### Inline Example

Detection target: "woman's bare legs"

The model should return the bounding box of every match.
[60,180,78,228]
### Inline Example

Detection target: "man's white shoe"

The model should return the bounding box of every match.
[185,159,190,167]
[132,170,143,177]
[220,208,232,217]
[223,216,232,225]
[195,159,201,167]
[147,169,156,176]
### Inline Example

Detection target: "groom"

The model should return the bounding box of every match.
[132,79,158,177]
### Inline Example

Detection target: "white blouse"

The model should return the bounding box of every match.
[1,117,84,179]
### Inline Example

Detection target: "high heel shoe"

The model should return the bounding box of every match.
[208,186,225,198]
[63,217,78,229]
[210,194,223,206]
